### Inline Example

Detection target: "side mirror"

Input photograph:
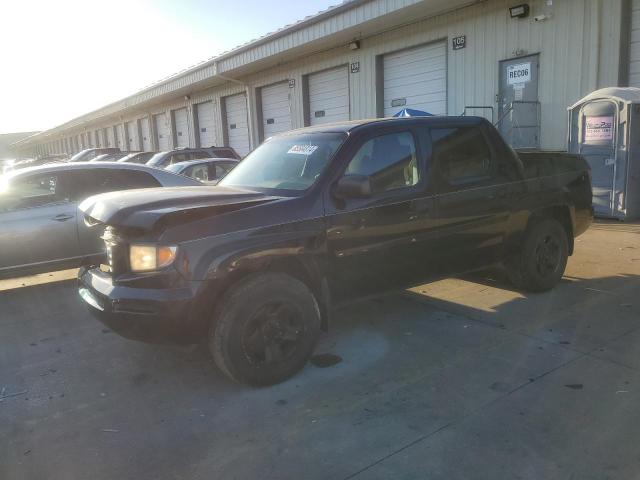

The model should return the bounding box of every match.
[333,174,372,199]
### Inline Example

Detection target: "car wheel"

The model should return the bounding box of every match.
[506,218,569,292]
[210,272,321,386]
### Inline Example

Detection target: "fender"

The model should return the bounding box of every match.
[186,218,333,331]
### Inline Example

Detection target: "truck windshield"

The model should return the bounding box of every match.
[219,132,346,191]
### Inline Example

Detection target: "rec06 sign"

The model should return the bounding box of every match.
[507,62,531,85]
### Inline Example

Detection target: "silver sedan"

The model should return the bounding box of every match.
[0,162,201,278]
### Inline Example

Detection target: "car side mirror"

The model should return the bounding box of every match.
[334,174,372,199]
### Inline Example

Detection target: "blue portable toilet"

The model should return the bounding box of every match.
[568,87,640,220]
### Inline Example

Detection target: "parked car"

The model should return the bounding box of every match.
[90,152,129,162]
[146,146,241,169]
[68,148,121,163]
[118,151,157,164]
[1,159,14,173]
[165,158,239,184]
[0,162,202,278]
[77,116,593,386]
[8,154,68,171]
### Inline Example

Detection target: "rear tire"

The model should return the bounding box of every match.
[210,273,321,386]
[506,218,569,292]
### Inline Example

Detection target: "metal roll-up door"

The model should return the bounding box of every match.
[224,93,250,157]
[308,66,350,126]
[260,82,292,139]
[126,121,139,151]
[195,101,216,147]
[140,117,152,151]
[630,0,640,86]
[173,108,189,148]
[106,127,115,147]
[383,42,447,117]
[154,113,170,150]
[115,124,125,150]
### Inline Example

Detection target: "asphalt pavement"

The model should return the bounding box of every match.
[1,221,639,480]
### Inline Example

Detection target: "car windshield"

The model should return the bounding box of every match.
[146,152,169,167]
[68,149,90,162]
[219,132,346,191]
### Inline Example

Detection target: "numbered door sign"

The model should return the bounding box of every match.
[452,36,466,50]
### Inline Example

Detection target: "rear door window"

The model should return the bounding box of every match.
[430,126,493,186]
[192,151,210,159]
[70,169,161,199]
[184,164,210,181]
[168,153,189,165]
[3,173,71,211]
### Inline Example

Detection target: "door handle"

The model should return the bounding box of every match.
[53,214,74,222]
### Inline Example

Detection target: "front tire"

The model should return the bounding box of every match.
[506,218,569,292]
[210,273,321,386]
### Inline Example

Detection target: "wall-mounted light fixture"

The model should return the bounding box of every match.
[348,40,360,50]
[509,4,530,19]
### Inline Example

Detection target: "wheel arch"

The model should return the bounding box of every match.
[527,205,575,255]
[191,254,331,338]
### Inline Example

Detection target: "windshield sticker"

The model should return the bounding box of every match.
[287,145,319,155]
[585,116,614,142]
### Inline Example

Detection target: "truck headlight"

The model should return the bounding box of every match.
[129,244,177,272]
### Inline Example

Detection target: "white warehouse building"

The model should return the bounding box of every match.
[13,0,640,157]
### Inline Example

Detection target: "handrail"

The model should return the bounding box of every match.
[494,100,540,127]
[495,100,541,149]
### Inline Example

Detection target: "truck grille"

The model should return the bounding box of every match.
[100,226,127,274]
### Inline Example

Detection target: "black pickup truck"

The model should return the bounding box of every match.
[78,117,593,386]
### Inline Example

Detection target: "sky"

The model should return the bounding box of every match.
[0,0,338,134]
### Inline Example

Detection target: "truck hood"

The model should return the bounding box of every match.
[79,186,281,231]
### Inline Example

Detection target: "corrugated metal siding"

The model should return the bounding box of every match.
[217,0,427,71]
[630,0,640,86]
